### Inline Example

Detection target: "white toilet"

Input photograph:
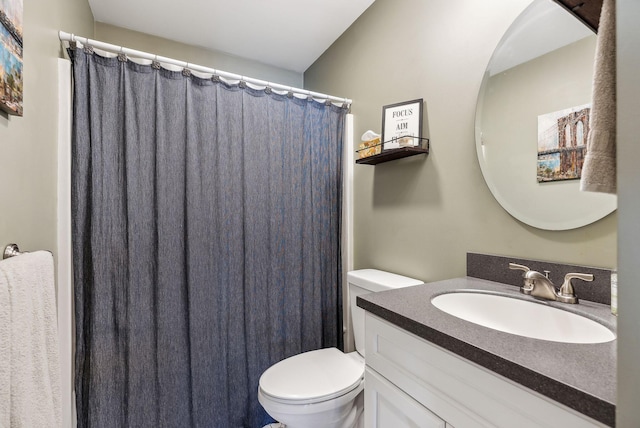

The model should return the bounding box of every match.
[258,269,424,428]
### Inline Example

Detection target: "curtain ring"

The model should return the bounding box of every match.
[182,63,192,77]
[152,54,161,70]
[264,82,272,94]
[117,46,127,62]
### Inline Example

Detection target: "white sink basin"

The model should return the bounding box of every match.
[431,292,615,344]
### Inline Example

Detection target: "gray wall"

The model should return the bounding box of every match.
[617,0,640,425]
[306,0,640,424]
[95,22,303,88]
[305,0,617,284]
[0,0,94,255]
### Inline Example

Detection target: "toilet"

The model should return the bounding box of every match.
[258,269,424,428]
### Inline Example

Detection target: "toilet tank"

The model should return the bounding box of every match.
[348,269,423,357]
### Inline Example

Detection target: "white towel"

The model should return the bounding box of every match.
[580,0,616,194]
[0,251,62,428]
[0,264,10,427]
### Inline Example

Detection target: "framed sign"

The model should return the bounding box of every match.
[382,99,423,150]
[0,0,23,116]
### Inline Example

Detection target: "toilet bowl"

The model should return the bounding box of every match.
[258,348,364,428]
[258,269,424,428]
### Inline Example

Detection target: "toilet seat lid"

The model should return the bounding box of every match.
[259,348,364,402]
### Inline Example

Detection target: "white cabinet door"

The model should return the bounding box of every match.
[365,366,446,428]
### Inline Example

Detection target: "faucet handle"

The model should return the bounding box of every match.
[509,263,534,294]
[509,263,530,274]
[558,273,594,303]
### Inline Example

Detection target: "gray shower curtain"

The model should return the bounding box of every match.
[70,48,346,427]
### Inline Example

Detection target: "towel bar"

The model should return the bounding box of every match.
[3,243,26,259]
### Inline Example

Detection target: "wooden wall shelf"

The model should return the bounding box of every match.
[356,145,429,165]
[553,0,602,33]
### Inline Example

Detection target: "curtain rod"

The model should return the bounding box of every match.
[58,31,352,106]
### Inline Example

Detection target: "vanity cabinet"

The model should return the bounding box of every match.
[363,312,607,428]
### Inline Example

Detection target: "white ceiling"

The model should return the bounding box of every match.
[88,0,375,73]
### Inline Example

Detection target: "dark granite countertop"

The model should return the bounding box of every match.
[357,277,616,427]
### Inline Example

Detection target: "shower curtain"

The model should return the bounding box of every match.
[70,48,346,427]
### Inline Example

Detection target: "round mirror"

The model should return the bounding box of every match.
[475,0,616,230]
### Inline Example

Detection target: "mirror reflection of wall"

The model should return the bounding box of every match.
[475,0,616,230]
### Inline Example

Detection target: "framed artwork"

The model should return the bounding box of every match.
[537,104,590,183]
[382,99,423,150]
[0,0,23,116]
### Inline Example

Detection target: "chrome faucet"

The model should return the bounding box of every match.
[509,263,593,304]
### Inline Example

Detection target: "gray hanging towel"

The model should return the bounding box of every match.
[580,0,617,194]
